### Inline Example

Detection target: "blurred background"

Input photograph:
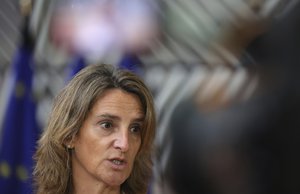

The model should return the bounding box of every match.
[1,0,300,194]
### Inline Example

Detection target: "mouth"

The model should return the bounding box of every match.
[111,159,126,165]
[108,158,128,170]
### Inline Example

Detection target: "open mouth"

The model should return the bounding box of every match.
[111,159,125,165]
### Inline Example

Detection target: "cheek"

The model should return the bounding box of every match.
[75,134,107,163]
[73,140,109,178]
[127,141,142,176]
[130,139,142,160]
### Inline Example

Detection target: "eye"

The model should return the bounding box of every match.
[100,121,113,129]
[130,124,142,134]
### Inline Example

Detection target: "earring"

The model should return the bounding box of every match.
[67,145,73,149]
[66,146,71,170]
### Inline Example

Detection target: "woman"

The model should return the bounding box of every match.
[33,64,156,194]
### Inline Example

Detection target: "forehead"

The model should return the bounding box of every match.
[91,88,144,115]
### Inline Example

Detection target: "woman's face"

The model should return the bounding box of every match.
[71,88,143,187]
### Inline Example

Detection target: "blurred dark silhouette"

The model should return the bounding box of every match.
[166,2,300,194]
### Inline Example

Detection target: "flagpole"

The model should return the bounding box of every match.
[0,68,14,146]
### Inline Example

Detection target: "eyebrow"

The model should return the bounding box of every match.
[97,114,120,120]
[97,113,145,122]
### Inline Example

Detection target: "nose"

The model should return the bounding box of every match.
[114,130,129,152]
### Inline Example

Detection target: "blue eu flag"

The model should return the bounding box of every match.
[0,43,40,194]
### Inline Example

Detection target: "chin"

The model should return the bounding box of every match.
[101,173,129,187]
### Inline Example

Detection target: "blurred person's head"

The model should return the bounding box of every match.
[49,0,160,58]
[167,96,279,194]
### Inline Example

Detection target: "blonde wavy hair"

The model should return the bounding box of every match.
[33,64,156,194]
